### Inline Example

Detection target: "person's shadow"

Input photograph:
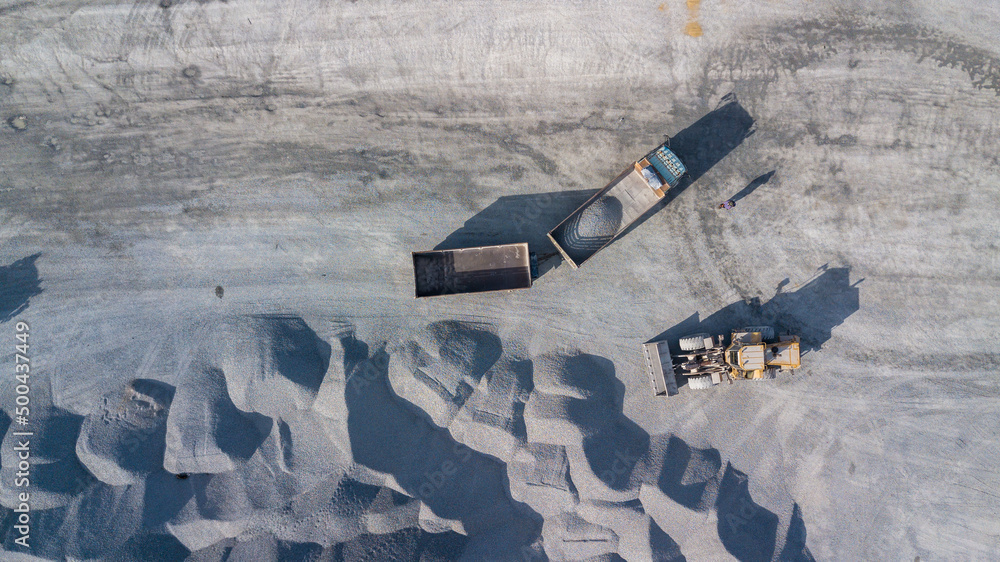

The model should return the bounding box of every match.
[728,171,775,204]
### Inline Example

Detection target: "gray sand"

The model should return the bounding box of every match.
[1,0,999,559]
[572,196,624,240]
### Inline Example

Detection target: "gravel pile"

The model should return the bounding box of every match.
[571,196,623,240]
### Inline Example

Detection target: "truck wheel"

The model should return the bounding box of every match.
[741,326,774,341]
[679,333,710,351]
[687,374,714,390]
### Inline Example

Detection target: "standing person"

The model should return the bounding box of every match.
[718,200,735,210]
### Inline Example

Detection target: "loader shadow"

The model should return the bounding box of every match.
[434,189,597,277]
[1,253,42,323]
[615,93,756,243]
[649,265,862,362]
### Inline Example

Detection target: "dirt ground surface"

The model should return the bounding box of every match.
[1,0,999,560]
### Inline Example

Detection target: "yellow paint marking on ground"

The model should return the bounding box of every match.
[684,0,703,37]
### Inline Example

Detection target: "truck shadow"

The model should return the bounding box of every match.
[668,93,757,186]
[616,94,756,242]
[435,94,754,275]
[1,253,42,323]
[434,189,597,277]
[648,266,862,375]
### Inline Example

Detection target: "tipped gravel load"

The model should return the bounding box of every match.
[573,196,623,239]
[548,143,685,267]
[558,195,624,263]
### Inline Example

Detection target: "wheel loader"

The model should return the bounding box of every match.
[676,326,801,390]
[643,326,801,395]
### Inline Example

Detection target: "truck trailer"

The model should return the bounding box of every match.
[412,242,533,298]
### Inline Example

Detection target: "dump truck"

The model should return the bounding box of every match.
[644,326,801,395]
[548,143,686,268]
[412,242,535,298]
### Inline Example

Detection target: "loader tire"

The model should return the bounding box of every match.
[679,333,710,351]
[687,374,714,390]
[741,326,774,341]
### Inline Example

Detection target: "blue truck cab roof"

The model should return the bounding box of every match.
[646,145,687,189]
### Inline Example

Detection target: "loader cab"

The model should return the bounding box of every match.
[726,336,802,376]
[725,343,766,374]
[728,349,739,366]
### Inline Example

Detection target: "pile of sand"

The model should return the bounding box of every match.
[571,196,623,240]
[76,379,174,486]
[388,321,501,428]
[213,316,329,417]
[1,317,809,560]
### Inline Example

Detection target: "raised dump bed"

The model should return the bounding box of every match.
[412,242,532,298]
[548,144,686,268]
